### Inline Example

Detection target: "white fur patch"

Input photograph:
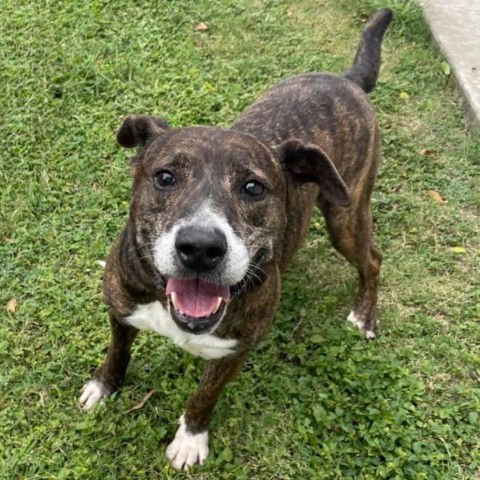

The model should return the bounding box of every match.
[79,380,107,410]
[125,301,237,360]
[365,329,376,340]
[166,415,209,471]
[347,310,364,329]
[152,202,250,286]
[347,311,376,339]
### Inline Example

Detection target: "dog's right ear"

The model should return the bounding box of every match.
[117,114,169,148]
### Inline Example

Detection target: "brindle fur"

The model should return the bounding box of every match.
[85,8,392,452]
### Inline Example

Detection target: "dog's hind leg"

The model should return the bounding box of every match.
[321,199,382,339]
[79,313,138,409]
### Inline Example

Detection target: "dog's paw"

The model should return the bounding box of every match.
[347,311,376,339]
[79,379,107,410]
[166,415,209,471]
[347,310,364,328]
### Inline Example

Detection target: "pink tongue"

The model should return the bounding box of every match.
[166,278,230,318]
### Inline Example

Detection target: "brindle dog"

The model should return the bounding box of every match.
[79,9,393,470]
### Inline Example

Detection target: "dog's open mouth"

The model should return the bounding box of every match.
[166,278,230,334]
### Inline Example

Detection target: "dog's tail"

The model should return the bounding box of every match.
[342,9,393,93]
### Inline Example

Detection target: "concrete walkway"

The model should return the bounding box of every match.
[419,0,480,128]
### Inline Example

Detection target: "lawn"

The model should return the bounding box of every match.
[1,0,480,478]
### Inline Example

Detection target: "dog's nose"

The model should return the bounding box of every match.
[175,227,228,272]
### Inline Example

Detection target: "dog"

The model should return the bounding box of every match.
[79,9,392,470]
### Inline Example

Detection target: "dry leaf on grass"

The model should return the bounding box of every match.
[420,148,435,156]
[124,390,155,414]
[6,298,17,313]
[428,189,446,205]
[195,22,208,31]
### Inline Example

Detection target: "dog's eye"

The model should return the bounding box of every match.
[241,180,265,199]
[154,170,177,190]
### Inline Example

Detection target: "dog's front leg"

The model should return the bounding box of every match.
[79,312,138,409]
[166,350,250,470]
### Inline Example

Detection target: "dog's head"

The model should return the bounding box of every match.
[117,115,349,334]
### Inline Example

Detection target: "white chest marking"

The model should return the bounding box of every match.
[125,301,237,360]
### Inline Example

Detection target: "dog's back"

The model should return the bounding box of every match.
[231,73,376,174]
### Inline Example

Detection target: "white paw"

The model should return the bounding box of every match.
[347,310,364,329]
[166,415,209,471]
[347,311,376,339]
[79,380,107,410]
[364,329,376,340]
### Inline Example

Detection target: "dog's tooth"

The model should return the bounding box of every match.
[171,292,179,310]
[212,297,222,315]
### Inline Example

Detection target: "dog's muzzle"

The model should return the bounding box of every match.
[165,226,230,334]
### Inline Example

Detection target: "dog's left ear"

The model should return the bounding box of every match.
[117,114,169,148]
[275,138,350,206]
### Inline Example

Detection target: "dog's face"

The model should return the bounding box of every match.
[117,115,350,334]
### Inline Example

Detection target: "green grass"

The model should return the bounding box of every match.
[1,0,480,478]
